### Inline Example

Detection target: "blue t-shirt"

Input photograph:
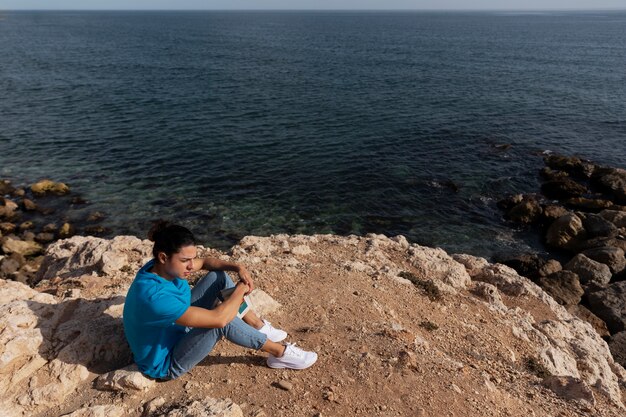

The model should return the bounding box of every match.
[123,259,191,378]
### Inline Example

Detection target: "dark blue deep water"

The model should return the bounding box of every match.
[1,11,625,257]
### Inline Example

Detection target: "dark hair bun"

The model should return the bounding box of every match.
[148,221,196,258]
[148,219,171,241]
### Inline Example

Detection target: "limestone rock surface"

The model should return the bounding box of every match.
[157,398,243,417]
[95,364,155,392]
[2,233,626,417]
[36,235,153,282]
[61,405,126,417]
[0,279,131,416]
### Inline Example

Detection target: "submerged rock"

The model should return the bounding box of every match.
[541,179,587,200]
[30,179,70,196]
[506,197,543,224]
[1,236,43,257]
[543,155,595,178]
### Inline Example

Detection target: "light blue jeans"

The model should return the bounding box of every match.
[166,271,267,380]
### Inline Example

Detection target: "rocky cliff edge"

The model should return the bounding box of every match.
[1,234,625,417]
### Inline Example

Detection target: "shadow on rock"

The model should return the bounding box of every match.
[27,295,132,374]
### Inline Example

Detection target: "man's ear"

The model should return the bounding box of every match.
[157,252,168,264]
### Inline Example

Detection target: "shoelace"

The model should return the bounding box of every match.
[285,343,304,358]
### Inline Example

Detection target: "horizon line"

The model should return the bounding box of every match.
[3,8,626,12]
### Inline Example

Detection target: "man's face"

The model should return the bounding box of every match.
[162,245,197,279]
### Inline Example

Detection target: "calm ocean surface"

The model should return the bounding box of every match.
[1,11,625,258]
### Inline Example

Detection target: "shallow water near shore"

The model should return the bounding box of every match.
[1,11,625,258]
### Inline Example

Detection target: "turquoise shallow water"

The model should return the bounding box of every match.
[1,11,625,257]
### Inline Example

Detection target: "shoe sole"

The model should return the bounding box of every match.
[266,354,318,370]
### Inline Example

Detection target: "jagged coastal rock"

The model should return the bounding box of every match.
[1,234,625,416]
[499,155,626,370]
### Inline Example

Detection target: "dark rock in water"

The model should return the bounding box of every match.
[0,199,20,220]
[543,155,595,178]
[581,213,618,239]
[19,221,34,231]
[35,232,55,244]
[541,205,570,224]
[497,194,524,212]
[581,246,625,275]
[84,225,109,236]
[0,222,17,234]
[506,197,543,224]
[591,167,626,203]
[70,196,88,205]
[540,167,570,181]
[0,180,16,196]
[21,198,37,212]
[587,281,626,334]
[538,259,562,277]
[541,179,587,200]
[566,304,610,338]
[496,253,545,281]
[572,236,626,253]
[43,223,58,233]
[0,253,23,278]
[545,213,586,250]
[1,236,44,257]
[599,209,626,228]
[608,331,626,368]
[87,211,105,222]
[564,253,612,286]
[538,270,584,306]
[58,222,75,239]
[565,197,613,212]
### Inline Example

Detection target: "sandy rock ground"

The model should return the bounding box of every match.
[2,233,626,416]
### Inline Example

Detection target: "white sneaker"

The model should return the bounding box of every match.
[259,319,287,342]
[267,343,318,370]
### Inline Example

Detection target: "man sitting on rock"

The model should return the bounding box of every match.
[123,221,317,380]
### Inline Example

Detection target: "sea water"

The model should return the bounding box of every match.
[1,11,625,258]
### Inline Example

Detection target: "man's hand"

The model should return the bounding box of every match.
[236,265,254,294]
